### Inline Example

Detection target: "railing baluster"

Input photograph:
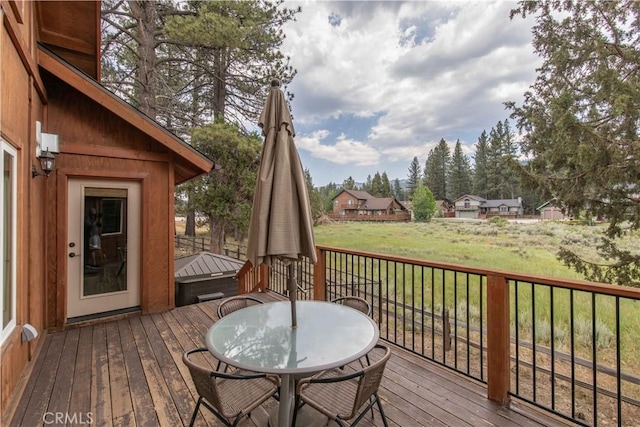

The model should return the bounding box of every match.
[431,267,435,360]
[592,293,598,426]
[532,282,537,402]
[466,272,470,376]
[570,289,576,420]
[616,296,621,426]
[550,285,555,410]
[480,275,484,381]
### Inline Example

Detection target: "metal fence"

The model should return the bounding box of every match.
[261,246,640,426]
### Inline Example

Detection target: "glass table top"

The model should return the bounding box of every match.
[206,300,379,375]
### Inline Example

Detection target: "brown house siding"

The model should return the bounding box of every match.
[42,72,177,328]
[1,0,48,416]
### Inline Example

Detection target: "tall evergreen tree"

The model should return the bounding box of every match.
[102,0,299,244]
[304,168,323,220]
[406,156,421,198]
[380,172,393,197]
[189,121,262,252]
[363,175,372,192]
[448,140,473,200]
[486,124,505,199]
[499,119,520,199]
[473,130,490,198]
[392,178,405,201]
[508,1,640,285]
[342,176,356,190]
[370,172,383,197]
[424,139,450,200]
[319,182,339,213]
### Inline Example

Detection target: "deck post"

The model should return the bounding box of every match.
[486,273,511,404]
[313,248,326,301]
[259,263,269,291]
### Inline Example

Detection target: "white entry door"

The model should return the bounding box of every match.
[67,179,140,319]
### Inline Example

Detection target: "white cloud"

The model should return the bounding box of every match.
[281,1,541,185]
[296,130,380,166]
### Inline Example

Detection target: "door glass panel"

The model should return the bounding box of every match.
[83,189,128,296]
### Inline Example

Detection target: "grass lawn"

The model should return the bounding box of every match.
[313,219,594,281]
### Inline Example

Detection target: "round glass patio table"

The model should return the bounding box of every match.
[206,300,379,427]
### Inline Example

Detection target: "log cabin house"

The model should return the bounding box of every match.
[0,1,213,419]
[330,189,410,221]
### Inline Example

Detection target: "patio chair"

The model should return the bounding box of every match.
[292,343,391,427]
[331,296,373,367]
[331,296,372,316]
[182,347,279,427]
[216,295,264,319]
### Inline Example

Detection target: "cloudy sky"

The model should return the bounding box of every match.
[278,1,541,186]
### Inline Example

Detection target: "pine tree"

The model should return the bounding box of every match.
[406,157,421,199]
[424,139,450,200]
[370,172,383,197]
[380,172,393,197]
[449,140,473,200]
[342,176,356,190]
[473,130,490,198]
[508,1,640,285]
[392,178,405,201]
[486,124,504,199]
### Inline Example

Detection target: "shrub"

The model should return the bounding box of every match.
[488,216,508,227]
[574,317,615,349]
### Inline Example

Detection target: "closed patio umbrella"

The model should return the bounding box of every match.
[247,79,317,327]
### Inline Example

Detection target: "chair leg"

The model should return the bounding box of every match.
[189,397,202,427]
[292,395,301,426]
[375,394,389,427]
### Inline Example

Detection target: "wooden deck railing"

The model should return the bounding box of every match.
[237,245,640,426]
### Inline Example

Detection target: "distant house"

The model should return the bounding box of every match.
[435,199,455,217]
[330,190,410,221]
[454,195,523,219]
[537,200,566,220]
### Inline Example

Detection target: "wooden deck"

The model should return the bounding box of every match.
[9,292,568,426]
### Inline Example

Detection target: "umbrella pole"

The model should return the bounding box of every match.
[288,263,297,328]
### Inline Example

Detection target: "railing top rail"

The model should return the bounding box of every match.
[316,245,640,300]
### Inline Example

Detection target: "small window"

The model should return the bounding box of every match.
[101,198,124,235]
[348,199,353,205]
[464,199,470,209]
[1,140,17,344]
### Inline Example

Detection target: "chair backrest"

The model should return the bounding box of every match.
[351,344,391,417]
[182,348,225,411]
[331,296,372,316]
[217,295,264,318]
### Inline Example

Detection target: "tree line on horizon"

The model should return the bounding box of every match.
[311,118,545,216]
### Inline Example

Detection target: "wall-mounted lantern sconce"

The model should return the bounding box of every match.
[32,150,56,178]
[33,121,59,178]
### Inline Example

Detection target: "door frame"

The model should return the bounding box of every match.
[66,178,141,319]
[54,169,148,328]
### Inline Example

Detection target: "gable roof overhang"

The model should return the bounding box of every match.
[454,194,486,203]
[38,46,214,184]
[36,1,100,79]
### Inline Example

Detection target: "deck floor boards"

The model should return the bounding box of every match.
[9,293,568,427]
